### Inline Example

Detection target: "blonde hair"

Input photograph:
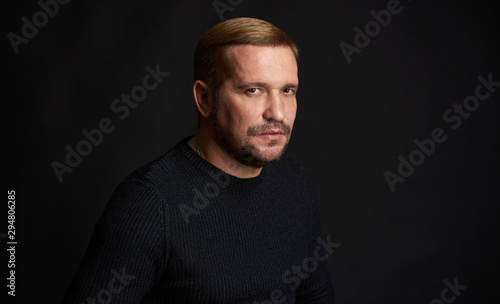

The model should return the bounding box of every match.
[194,17,299,94]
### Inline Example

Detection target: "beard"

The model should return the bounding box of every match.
[211,99,291,168]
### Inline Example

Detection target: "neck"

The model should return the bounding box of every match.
[188,129,263,179]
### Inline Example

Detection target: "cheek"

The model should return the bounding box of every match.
[286,101,297,128]
[217,98,248,134]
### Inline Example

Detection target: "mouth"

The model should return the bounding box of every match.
[256,130,284,141]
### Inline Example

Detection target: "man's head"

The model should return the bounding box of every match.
[193,17,299,168]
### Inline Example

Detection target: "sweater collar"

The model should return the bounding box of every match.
[178,136,273,186]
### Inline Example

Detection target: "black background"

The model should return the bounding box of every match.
[4,0,500,303]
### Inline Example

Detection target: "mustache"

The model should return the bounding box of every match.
[247,120,291,136]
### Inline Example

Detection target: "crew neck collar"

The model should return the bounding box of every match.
[178,136,270,185]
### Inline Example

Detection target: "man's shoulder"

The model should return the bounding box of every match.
[120,137,192,190]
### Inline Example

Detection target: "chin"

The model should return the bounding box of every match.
[256,145,287,161]
[231,143,284,168]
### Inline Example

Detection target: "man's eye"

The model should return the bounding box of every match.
[283,88,296,94]
[247,88,261,94]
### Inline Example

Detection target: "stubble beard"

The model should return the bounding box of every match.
[211,98,291,168]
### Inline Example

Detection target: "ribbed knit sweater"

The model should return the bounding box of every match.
[63,136,335,303]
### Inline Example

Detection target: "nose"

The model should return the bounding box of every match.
[263,90,285,122]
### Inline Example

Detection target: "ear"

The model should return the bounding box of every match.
[193,80,213,118]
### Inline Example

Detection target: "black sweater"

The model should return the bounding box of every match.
[63,137,335,303]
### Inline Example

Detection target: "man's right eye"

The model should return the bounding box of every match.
[246,88,261,94]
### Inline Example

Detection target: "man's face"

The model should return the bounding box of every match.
[212,45,298,167]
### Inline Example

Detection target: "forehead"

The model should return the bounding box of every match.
[227,45,298,84]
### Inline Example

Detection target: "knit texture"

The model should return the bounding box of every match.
[63,136,335,303]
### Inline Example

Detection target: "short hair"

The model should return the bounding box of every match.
[193,17,299,95]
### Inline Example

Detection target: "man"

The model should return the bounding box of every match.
[63,17,335,303]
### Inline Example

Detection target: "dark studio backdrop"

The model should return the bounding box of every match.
[3,0,499,303]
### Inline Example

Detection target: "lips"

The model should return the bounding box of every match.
[257,130,284,141]
[259,129,284,136]
[247,122,291,137]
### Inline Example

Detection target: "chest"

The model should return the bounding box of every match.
[158,198,312,303]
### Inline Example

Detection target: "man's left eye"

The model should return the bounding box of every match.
[247,88,260,94]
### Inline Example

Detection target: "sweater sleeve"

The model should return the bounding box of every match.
[62,178,168,304]
[295,168,336,303]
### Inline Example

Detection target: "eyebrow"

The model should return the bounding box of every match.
[234,82,299,90]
